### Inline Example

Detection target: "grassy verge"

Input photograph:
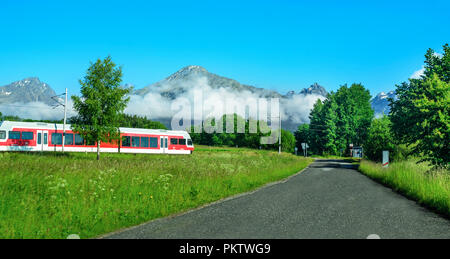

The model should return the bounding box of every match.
[0,147,312,238]
[359,159,450,217]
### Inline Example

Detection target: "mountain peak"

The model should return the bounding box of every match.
[166,65,208,82]
[298,83,328,96]
[184,65,207,72]
[0,77,56,105]
[12,77,43,87]
[371,90,397,116]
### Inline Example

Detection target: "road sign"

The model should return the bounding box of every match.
[382,151,389,168]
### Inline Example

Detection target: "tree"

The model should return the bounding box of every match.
[281,129,296,153]
[71,56,131,160]
[308,99,326,154]
[307,84,373,156]
[322,97,338,155]
[423,44,450,82]
[390,43,450,169]
[295,124,310,151]
[364,116,396,162]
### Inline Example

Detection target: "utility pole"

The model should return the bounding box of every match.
[62,88,68,153]
[50,88,68,153]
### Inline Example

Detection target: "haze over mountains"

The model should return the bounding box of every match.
[0,66,393,131]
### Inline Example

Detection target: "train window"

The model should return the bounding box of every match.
[9,131,20,140]
[75,134,84,145]
[0,131,5,139]
[38,133,42,144]
[132,136,140,147]
[179,139,186,145]
[170,138,178,145]
[44,133,48,144]
[187,139,193,146]
[64,133,74,145]
[141,137,149,148]
[150,137,158,148]
[122,136,131,147]
[51,133,62,145]
[22,132,33,140]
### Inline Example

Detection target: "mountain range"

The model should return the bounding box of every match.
[0,66,394,130]
[134,65,330,100]
[0,77,57,105]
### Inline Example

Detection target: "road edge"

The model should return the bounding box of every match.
[97,162,313,239]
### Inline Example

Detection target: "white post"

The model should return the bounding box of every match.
[62,88,68,153]
[278,108,281,154]
[382,151,389,168]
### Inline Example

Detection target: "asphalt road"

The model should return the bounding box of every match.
[104,159,450,239]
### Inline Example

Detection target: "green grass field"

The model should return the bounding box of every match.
[0,146,312,238]
[359,159,450,217]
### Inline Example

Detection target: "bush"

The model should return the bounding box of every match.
[364,116,396,162]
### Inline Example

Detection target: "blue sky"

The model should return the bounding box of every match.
[0,0,449,96]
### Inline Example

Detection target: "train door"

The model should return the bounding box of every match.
[160,136,168,153]
[37,130,48,152]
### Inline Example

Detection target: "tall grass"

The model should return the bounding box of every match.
[0,147,312,239]
[359,159,450,216]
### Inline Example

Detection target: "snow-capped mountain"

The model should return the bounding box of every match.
[0,77,57,105]
[134,65,282,99]
[371,90,396,116]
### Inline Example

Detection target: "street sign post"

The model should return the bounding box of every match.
[301,143,309,157]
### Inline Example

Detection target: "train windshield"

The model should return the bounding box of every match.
[187,139,193,146]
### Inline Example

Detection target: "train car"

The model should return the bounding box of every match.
[0,121,194,154]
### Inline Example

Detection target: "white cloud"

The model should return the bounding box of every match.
[125,76,324,127]
[410,67,425,79]
[0,100,76,121]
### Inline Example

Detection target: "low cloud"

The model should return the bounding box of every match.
[125,76,324,128]
[0,100,76,121]
[2,76,323,130]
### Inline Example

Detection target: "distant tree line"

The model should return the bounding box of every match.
[189,113,296,153]
[0,113,64,124]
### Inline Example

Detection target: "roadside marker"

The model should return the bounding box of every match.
[382,151,389,168]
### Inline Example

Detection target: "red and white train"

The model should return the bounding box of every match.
[0,121,194,154]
